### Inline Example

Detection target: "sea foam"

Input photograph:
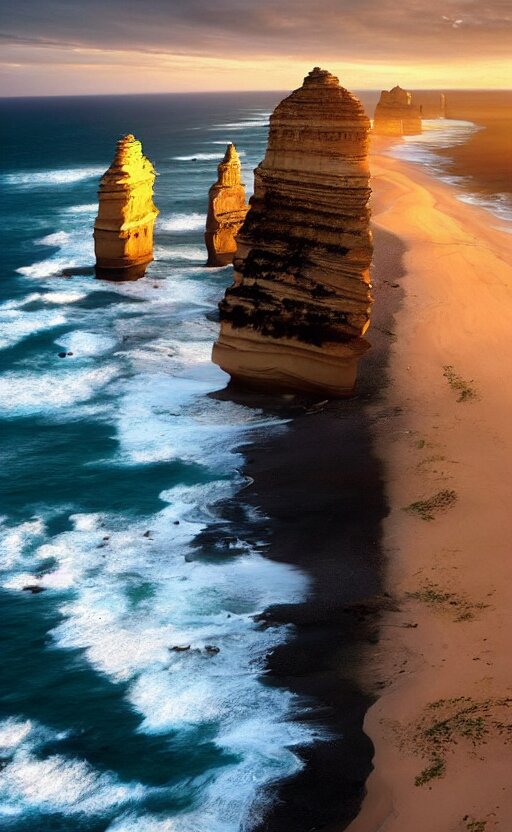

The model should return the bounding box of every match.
[64,203,98,214]
[2,167,104,188]
[0,518,46,569]
[171,151,246,161]
[55,330,118,356]
[209,119,269,131]
[159,213,206,233]
[38,231,72,247]
[387,119,512,231]
[172,153,225,161]
[1,484,311,830]
[457,190,512,227]
[154,245,206,263]
[0,306,66,350]
[0,718,147,818]
[0,364,119,417]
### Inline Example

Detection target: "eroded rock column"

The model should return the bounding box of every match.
[94,134,158,280]
[205,144,249,267]
[373,86,422,136]
[212,67,373,397]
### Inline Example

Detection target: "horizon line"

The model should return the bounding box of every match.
[1,86,511,101]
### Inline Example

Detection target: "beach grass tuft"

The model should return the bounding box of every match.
[414,755,445,786]
[464,819,487,832]
[442,365,478,402]
[403,489,457,521]
[408,581,489,621]
[405,697,512,787]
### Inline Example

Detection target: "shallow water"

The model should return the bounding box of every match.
[384,102,512,229]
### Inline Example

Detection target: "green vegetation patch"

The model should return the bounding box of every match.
[464,818,487,832]
[404,697,512,787]
[443,365,478,402]
[414,754,446,786]
[403,489,457,521]
[408,581,489,622]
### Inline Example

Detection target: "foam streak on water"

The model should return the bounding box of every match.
[159,214,206,233]
[2,167,104,188]
[386,119,512,230]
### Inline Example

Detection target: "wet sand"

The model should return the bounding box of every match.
[347,143,512,831]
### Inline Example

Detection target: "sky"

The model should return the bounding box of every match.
[1,0,511,96]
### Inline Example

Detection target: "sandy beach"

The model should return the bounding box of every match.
[348,141,512,831]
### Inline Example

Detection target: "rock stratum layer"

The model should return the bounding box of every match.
[94,134,158,280]
[373,86,422,136]
[212,67,373,397]
[205,144,249,267]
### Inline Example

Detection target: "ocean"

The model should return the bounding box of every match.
[0,89,510,832]
[383,90,512,229]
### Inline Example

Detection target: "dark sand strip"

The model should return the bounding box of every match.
[212,226,406,831]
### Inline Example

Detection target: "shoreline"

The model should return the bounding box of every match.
[217,218,406,830]
[3,91,511,832]
[347,143,512,830]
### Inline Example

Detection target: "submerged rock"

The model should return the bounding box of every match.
[212,67,373,397]
[205,144,249,267]
[373,86,422,136]
[94,134,158,281]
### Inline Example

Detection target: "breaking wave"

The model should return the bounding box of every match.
[2,167,104,188]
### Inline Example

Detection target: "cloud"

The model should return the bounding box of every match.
[442,15,464,28]
[1,0,511,62]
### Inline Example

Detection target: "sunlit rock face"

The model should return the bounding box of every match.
[94,134,158,280]
[373,86,422,136]
[205,144,249,267]
[212,67,373,397]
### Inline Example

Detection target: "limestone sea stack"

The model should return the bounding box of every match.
[94,134,158,280]
[205,144,249,267]
[212,67,372,397]
[373,86,422,136]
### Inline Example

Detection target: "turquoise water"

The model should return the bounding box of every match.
[0,92,316,831]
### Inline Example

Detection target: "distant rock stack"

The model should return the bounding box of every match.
[373,86,422,136]
[212,67,373,397]
[94,134,158,280]
[440,92,447,118]
[205,144,249,267]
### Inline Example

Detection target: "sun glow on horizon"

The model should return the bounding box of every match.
[1,43,511,97]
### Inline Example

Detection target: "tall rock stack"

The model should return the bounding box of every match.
[205,144,249,267]
[212,67,373,397]
[94,134,158,280]
[373,86,422,136]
